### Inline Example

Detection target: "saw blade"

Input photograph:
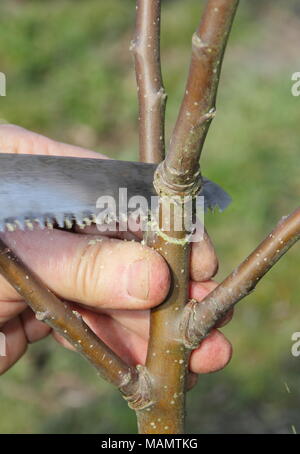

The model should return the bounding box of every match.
[0,153,231,232]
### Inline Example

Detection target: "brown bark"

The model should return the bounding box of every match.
[156,0,239,194]
[0,238,151,406]
[132,0,188,434]
[1,0,299,436]
[182,207,300,348]
[134,0,240,434]
[131,0,167,163]
[137,200,191,433]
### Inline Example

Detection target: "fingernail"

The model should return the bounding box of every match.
[127,259,149,300]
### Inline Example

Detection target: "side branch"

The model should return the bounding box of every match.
[157,0,239,192]
[182,207,300,349]
[0,238,151,406]
[132,0,167,163]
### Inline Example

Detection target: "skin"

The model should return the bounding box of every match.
[0,124,233,377]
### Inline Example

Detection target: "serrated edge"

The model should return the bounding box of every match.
[0,211,97,233]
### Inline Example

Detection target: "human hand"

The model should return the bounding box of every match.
[0,124,233,379]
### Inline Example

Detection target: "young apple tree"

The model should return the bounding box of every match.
[0,0,299,434]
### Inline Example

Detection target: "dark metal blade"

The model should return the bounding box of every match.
[0,153,231,231]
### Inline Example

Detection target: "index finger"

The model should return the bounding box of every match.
[0,124,105,159]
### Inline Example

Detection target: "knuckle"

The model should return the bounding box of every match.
[73,242,105,302]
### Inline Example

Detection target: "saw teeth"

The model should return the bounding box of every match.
[107,213,117,224]
[45,217,54,229]
[81,212,95,227]
[83,216,92,227]
[5,222,16,232]
[0,212,98,233]
[74,214,85,229]
[64,216,74,229]
[54,214,65,229]
[101,212,116,225]
[34,217,46,229]
[15,218,26,230]
[25,219,34,231]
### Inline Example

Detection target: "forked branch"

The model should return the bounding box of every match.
[0,238,151,407]
[131,0,167,163]
[135,0,240,435]
[182,207,300,349]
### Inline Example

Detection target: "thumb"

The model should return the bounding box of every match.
[0,229,170,310]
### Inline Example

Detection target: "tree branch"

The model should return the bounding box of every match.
[181,207,300,349]
[131,0,167,163]
[136,0,240,434]
[0,238,152,407]
[155,0,239,194]
[137,201,192,434]
[132,0,189,434]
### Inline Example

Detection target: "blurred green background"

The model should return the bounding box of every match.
[0,0,300,434]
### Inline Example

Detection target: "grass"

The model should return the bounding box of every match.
[0,0,299,433]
